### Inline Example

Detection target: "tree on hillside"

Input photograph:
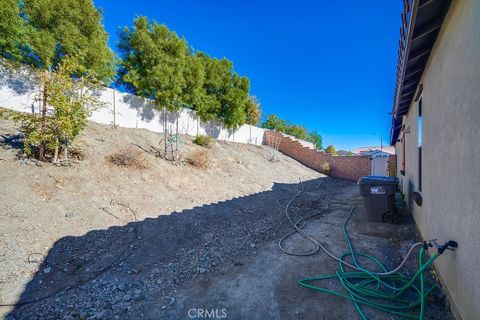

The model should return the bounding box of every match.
[325,145,337,155]
[284,124,308,140]
[117,16,189,160]
[43,56,106,163]
[118,17,187,109]
[262,114,314,142]
[220,74,250,128]
[245,96,261,126]
[0,0,24,60]
[17,0,115,80]
[1,0,115,160]
[183,52,207,112]
[307,130,323,150]
[261,114,287,132]
[1,55,105,163]
[118,19,259,157]
[197,53,252,129]
[194,53,224,123]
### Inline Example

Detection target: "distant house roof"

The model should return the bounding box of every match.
[390,0,452,145]
[352,146,395,157]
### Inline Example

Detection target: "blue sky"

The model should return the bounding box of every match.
[95,0,402,151]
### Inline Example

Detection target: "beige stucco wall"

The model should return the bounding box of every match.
[394,141,403,187]
[402,98,424,217]
[394,1,480,319]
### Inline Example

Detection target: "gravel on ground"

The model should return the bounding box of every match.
[0,118,454,319]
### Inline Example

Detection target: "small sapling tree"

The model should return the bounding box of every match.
[2,55,105,163]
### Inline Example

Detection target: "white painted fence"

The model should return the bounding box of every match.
[0,63,266,145]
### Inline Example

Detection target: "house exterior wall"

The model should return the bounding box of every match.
[394,1,480,319]
[399,100,424,217]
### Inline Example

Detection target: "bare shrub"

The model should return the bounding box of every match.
[321,162,330,174]
[186,149,209,169]
[193,135,213,148]
[107,147,148,169]
[69,144,86,161]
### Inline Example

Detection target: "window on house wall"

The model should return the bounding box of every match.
[418,98,422,192]
[401,125,406,176]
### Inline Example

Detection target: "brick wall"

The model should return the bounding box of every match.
[265,131,371,181]
[387,155,397,177]
[330,155,371,180]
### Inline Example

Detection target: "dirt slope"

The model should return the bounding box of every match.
[0,118,454,320]
[0,117,320,316]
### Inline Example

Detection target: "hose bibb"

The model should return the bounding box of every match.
[423,239,458,254]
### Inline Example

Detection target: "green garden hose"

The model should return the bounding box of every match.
[298,247,439,319]
[279,180,457,319]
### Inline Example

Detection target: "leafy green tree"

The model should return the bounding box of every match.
[1,0,115,160]
[194,53,223,122]
[261,114,287,132]
[261,114,312,141]
[220,74,250,129]
[43,56,105,163]
[19,0,115,81]
[325,145,337,155]
[118,16,189,159]
[284,124,308,140]
[118,17,187,110]
[117,16,259,153]
[0,0,24,60]
[183,52,206,111]
[307,130,323,150]
[197,54,252,129]
[1,55,105,162]
[245,96,261,126]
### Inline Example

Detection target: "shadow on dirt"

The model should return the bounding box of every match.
[0,133,24,151]
[4,177,453,320]
[5,177,347,319]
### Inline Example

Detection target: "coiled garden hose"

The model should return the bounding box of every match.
[278,179,457,319]
[298,246,446,319]
[278,180,423,275]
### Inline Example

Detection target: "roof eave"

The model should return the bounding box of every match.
[389,0,453,145]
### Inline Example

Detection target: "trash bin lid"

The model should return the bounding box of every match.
[357,176,399,185]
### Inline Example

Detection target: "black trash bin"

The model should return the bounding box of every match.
[358,176,399,223]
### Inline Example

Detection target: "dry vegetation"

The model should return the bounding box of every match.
[107,147,149,169]
[186,149,210,169]
[0,117,323,319]
[68,144,87,161]
[321,162,330,174]
[193,135,213,148]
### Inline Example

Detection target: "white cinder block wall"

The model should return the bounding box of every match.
[0,64,266,145]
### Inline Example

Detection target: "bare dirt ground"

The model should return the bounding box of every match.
[0,118,453,319]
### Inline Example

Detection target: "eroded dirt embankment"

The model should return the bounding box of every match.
[0,118,453,320]
[0,117,320,317]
